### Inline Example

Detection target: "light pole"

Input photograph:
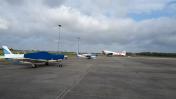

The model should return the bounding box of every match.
[77,37,80,54]
[58,25,62,53]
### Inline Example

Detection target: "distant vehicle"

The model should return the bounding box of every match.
[1,46,65,68]
[102,50,126,56]
[77,53,96,59]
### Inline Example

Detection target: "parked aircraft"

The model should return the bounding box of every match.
[77,53,96,59]
[102,50,126,56]
[76,37,96,59]
[1,46,65,68]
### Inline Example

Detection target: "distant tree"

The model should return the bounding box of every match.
[0,49,3,55]
[136,52,176,57]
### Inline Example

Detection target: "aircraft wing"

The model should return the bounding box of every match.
[20,58,62,63]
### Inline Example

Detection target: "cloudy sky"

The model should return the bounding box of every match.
[0,0,176,52]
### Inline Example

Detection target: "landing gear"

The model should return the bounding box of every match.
[32,64,37,68]
[57,62,63,67]
[57,64,62,67]
[45,62,49,65]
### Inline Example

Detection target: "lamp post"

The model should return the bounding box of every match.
[58,25,62,53]
[77,37,80,54]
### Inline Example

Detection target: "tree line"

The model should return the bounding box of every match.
[135,52,176,57]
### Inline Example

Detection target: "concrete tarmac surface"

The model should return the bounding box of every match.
[0,56,176,99]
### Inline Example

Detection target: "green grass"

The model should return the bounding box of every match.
[0,56,5,62]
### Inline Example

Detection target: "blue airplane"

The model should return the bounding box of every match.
[1,46,65,68]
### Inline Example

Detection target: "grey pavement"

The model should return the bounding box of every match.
[0,56,176,99]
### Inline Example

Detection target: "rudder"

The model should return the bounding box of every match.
[2,46,13,55]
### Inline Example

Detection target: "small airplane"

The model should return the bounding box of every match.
[77,53,96,59]
[76,37,96,59]
[102,50,126,56]
[1,46,65,68]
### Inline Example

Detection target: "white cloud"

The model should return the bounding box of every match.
[0,0,176,52]
[0,18,9,30]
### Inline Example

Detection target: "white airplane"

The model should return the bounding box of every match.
[77,53,96,59]
[76,37,96,59]
[102,50,126,56]
[1,46,65,68]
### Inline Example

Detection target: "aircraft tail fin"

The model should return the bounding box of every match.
[2,46,13,55]
[122,51,126,56]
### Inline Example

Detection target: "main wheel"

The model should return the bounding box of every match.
[32,64,37,68]
[45,62,49,65]
[60,64,63,67]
